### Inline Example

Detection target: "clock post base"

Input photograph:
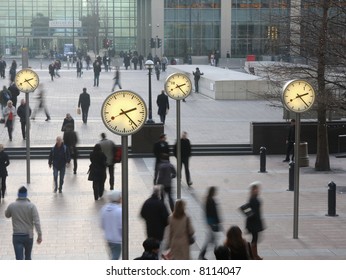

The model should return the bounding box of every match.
[131,123,164,154]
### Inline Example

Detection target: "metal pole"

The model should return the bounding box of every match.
[176,100,181,199]
[293,113,300,239]
[25,92,30,184]
[121,135,129,260]
[147,68,154,123]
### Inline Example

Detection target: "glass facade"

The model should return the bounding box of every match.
[0,0,137,57]
[164,0,221,58]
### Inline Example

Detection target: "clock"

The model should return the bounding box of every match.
[164,73,192,100]
[101,90,147,136]
[282,79,316,113]
[14,68,40,93]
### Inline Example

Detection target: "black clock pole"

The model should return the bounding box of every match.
[121,135,129,259]
[293,113,301,239]
[176,100,182,199]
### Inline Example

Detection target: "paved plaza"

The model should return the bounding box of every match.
[0,59,346,260]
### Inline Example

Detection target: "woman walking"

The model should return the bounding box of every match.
[88,144,107,201]
[0,144,10,201]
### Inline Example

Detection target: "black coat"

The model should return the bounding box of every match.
[0,150,10,177]
[156,93,169,116]
[153,140,169,160]
[78,92,90,109]
[173,138,191,159]
[89,151,107,182]
[246,196,264,233]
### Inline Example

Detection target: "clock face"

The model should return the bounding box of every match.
[101,90,147,136]
[164,73,192,100]
[282,79,316,113]
[14,69,40,93]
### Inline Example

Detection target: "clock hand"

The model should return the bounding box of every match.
[24,78,35,88]
[119,107,137,115]
[175,84,187,94]
[121,109,138,127]
[296,93,309,107]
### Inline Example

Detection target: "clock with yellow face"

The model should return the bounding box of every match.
[164,73,192,100]
[101,90,147,136]
[14,69,40,93]
[282,79,316,113]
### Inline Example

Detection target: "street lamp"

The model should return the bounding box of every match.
[145,59,155,123]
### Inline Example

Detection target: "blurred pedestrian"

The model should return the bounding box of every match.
[155,61,161,80]
[4,100,16,141]
[165,199,195,260]
[61,113,75,132]
[153,133,169,184]
[225,225,253,260]
[63,124,78,174]
[0,144,10,201]
[31,84,50,121]
[0,56,7,79]
[156,90,169,124]
[78,87,90,124]
[245,181,265,260]
[9,60,17,82]
[48,136,71,193]
[134,238,160,260]
[93,60,101,87]
[5,186,42,260]
[283,119,296,162]
[0,85,12,122]
[88,143,107,200]
[99,133,116,190]
[100,190,122,260]
[8,82,20,108]
[111,66,122,91]
[48,61,55,81]
[76,58,83,78]
[16,99,31,140]
[198,186,222,260]
[214,245,231,260]
[173,131,192,186]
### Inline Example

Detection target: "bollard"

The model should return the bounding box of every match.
[259,147,267,173]
[288,161,295,191]
[326,181,338,217]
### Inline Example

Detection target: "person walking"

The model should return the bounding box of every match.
[245,181,265,260]
[61,113,75,132]
[8,82,20,108]
[153,133,170,184]
[224,225,253,260]
[0,86,12,122]
[78,88,90,124]
[165,199,195,260]
[99,132,116,190]
[100,190,122,260]
[156,90,169,125]
[4,100,17,141]
[283,119,296,162]
[63,124,78,174]
[9,60,17,82]
[156,154,176,212]
[198,186,222,260]
[0,144,10,201]
[93,60,101,87]
[31,84,50,121]
[88,143,107,200]
[192,67,204,93]
[140,187,169,243]
[173,131,192,186]
[76,58,83,78]
[48,136,71,193]
[154,61,161,80]
[16,99,31,140]
[48,61,55,81]
[111,67,122,91]
[0,56,7,79]
[5,186,42,260]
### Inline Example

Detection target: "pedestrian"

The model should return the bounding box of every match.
[100,190,122,260]
[0,144,10,201]
[123,53,131,70]
[93,60,101,87]
[4,100,17,141]
[16,99,32,140]
[173,131,193,186]
[61,113,75,132]
[156,153,176,212]
[78,87,90,124]
[5,186,42,260]
[88,143,107,200]
[156,90,169,124]
[99,132,116,190]
[9,60,17,82]
[31,84,50,121]
[140,186,169,242]
[63,124,78,174]
[154,61,161,80]
[8,82,20,108]
[161,55,168,72]
[245,181,265,260]
[48,61,55,81]
[192,67,204,93]
[111,66,122,91]
[134,238,160,260]
[54,59,61,77]
[224,225,253,260]
[198,186,222,260]
[0,85,12,122]
[85,55,91,70]
[76,58,83,78]
[0,56,7,79]
[48,136,71,193]
[153,133,170,184]
[138,54,144,70]
[165,199,195,260]
[283,119,296,162]
[131,55,138,70]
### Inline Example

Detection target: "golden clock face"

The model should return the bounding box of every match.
[101,90,147,136]
[164,73,192,100]
[14,69,40,93]
[282,79,316,113]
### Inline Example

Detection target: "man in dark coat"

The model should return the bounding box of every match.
[63,124,78,174]
[153,133,169,184]
[93,61,101,86]
[173,131,192,186]
[156,90,169,125]
[140,187,169,242]
[283,119,295,162]
[8,82,20,108]
[16,99,31,140]
[78,88,90,124]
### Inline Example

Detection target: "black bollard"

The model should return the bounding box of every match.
[259,147,267,173]
[326,181,338,217]
[287,161,295,191]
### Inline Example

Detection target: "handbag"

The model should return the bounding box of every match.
[239,203,254,217]
[186,217,195,245]
[77,107,81,115]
